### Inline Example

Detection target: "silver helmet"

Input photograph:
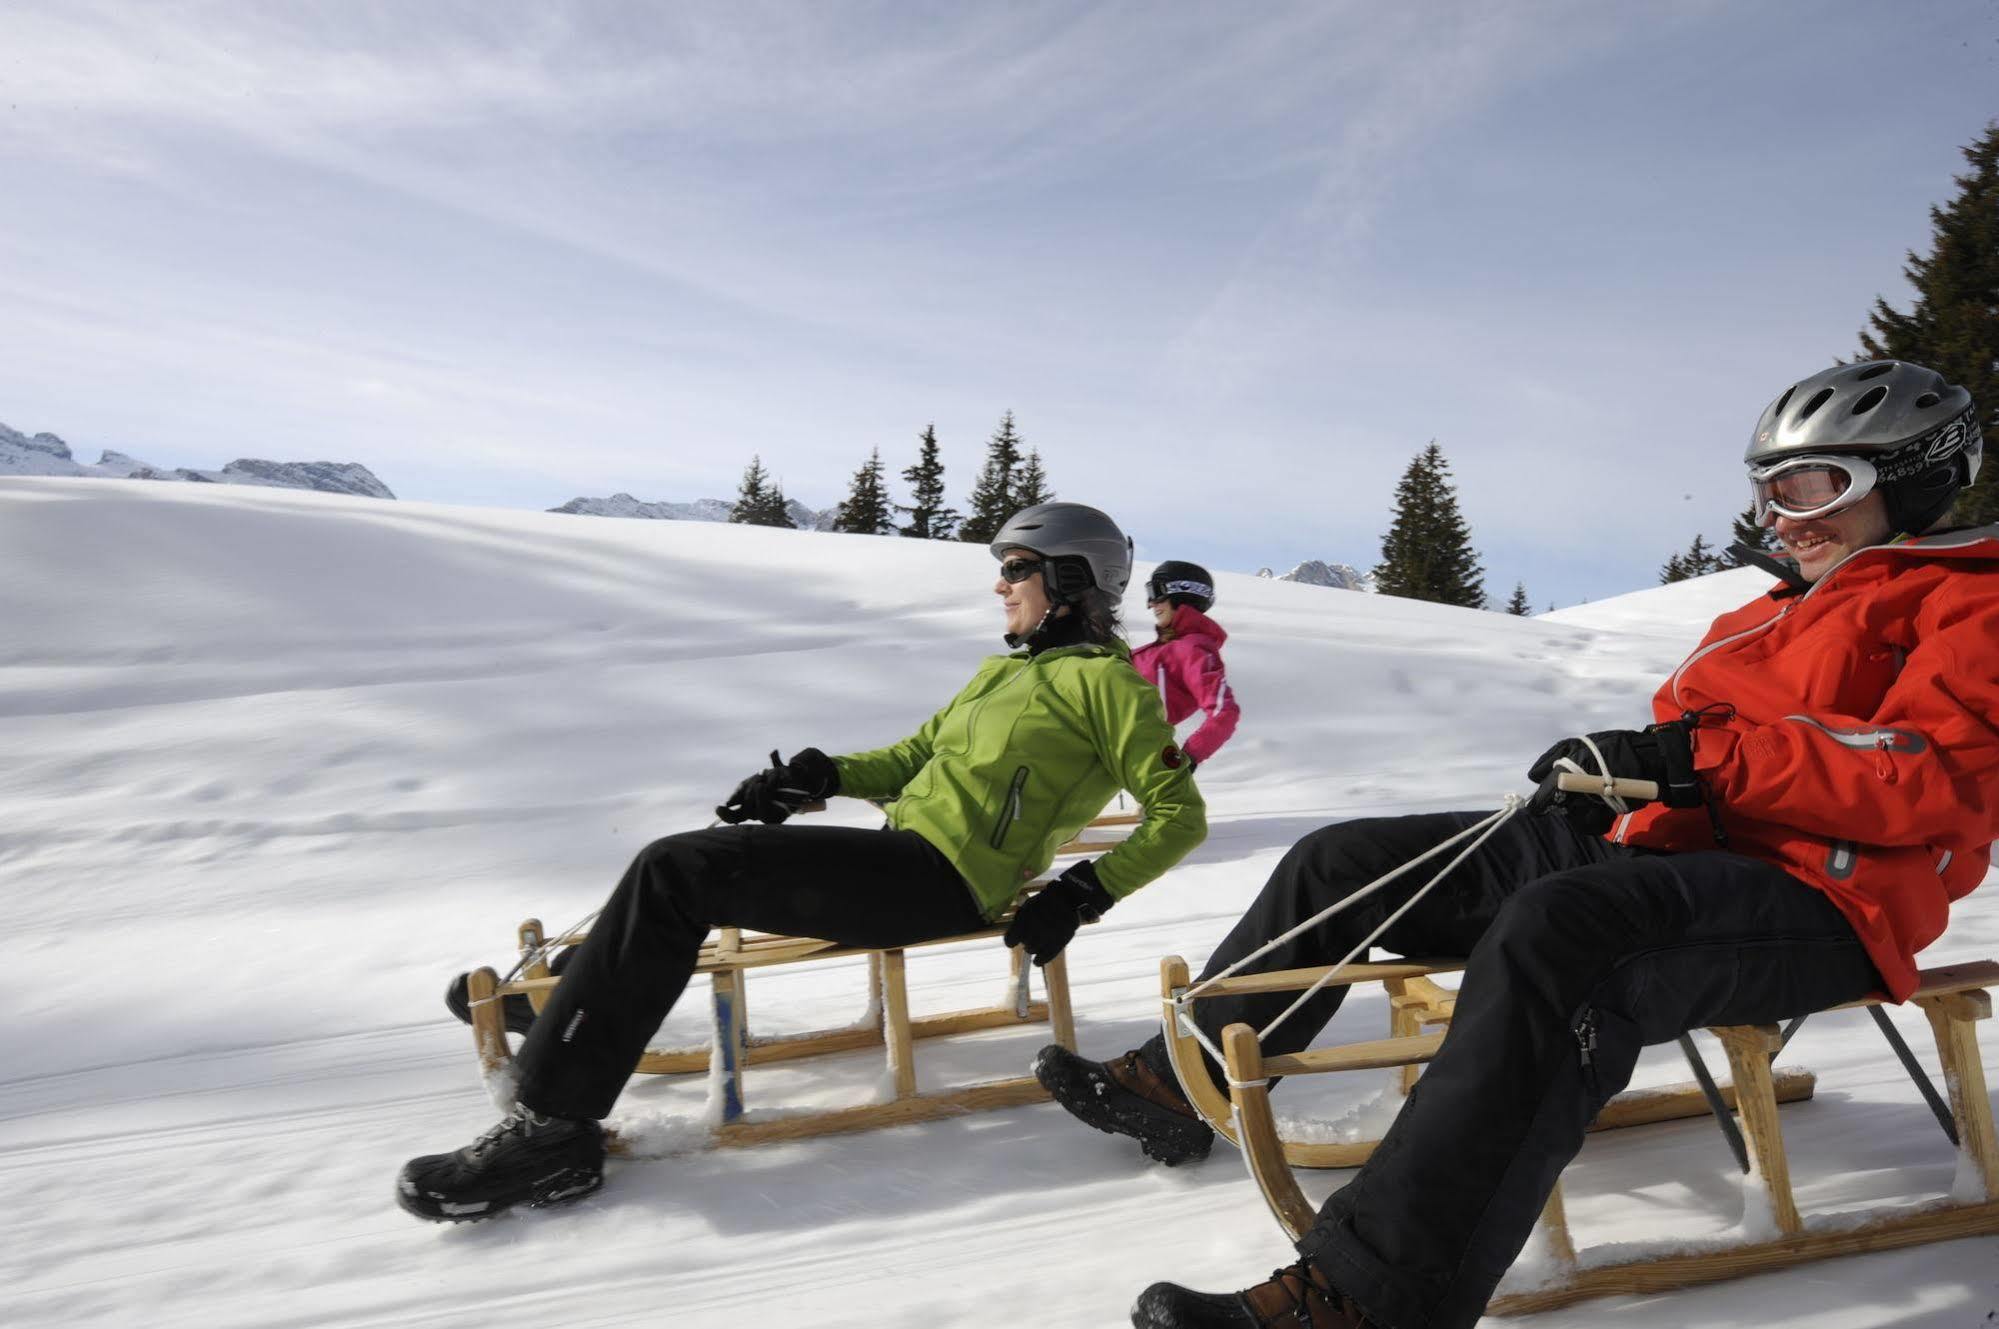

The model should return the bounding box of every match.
[990,502,1133,600]
[1747,360,1981,535]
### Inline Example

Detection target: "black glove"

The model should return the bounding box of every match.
[1526,719,1701,832]
[1003,859,1115,966]
[715,748,840,825]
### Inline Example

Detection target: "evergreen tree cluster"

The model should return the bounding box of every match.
[728,412,1053,540]
[1857,121,1999,525]
[1660,506,1773,584]
[728,455,795,529]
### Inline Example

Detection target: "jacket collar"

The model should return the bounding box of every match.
[1162,603,1228,646]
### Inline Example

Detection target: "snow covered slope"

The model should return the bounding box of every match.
[2,478,1992,1327]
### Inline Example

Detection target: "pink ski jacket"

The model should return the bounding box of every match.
[1130,605,1241,766]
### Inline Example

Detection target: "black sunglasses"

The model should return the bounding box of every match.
[998,557,1044,585]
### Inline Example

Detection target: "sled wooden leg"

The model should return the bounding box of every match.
[1916,987,1999,1199]
[467,966,511,1076]
[1044,949,1077,1051]
[882,948,917,1099]
[711,967,748,1122]
[514,917,553,1018]
[1538,1178,1578,1270]
[1223,1022,1319,1242]
[1713,1023,1801,1235]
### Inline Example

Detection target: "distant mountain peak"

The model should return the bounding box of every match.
[0,416,394,498]
[551,492,837,531]
[1256,559,1376,592]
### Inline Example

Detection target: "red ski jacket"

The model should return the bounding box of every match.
[1616,527,1999,1000]
[1131,604,1241,766]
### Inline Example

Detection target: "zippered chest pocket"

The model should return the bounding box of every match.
[990,765,1030,850]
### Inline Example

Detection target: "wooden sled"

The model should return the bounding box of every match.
[1212,958,1999,1315]
[1159,955,1818,1169]
[466,898,1077,1149]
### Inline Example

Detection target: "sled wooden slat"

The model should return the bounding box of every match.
[1184,958,1466,999]
[1158,956,1818,1170]
[1207,958,1999,1315]
[468,888,1084,1146]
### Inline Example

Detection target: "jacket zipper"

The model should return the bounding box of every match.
[990,765,1030,850]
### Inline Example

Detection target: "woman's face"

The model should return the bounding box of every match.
[995,546,1053,638]
[1149,598,1174,629]
[1771,490,1894,583]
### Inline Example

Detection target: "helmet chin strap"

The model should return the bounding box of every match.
[1004,602,1062,650]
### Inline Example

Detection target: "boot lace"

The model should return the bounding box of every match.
[1258,1261,1352,1329]
[471,1104,548,1155]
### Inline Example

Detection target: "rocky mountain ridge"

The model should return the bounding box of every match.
[1,419,394,499]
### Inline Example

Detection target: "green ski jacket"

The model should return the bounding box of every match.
[832,641,1207,920]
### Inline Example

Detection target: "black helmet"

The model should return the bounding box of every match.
[1145,560,1216,613]
[989,502,1133,602]
[1747,360,1982,536]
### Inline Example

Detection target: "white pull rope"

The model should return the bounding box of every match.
[1253,797,1524,1040]
[1180,801,1521,1006]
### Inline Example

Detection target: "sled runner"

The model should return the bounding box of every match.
[465,890,1078,1148]
[1209,954,1999,1313]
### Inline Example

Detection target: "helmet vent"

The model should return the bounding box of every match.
[1850,385,1888,416]
[1915,391,1941,409]
[1773,386,1797,416]
[1855,362,1894,381]
[1795,387,1835,423]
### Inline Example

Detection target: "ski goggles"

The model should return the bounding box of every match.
[1146,576,1214,604]
[1747,454,1877,525]
[997,556,1045,584]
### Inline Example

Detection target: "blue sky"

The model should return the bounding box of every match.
[2,1,1995,606]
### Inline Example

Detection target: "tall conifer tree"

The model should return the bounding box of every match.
[1372,441,1486,608]
[959,411,1024,543]
[898,424,958,539]
[1013,449,1052,508]
[1857,122,1999,523]
[833,447,894,535]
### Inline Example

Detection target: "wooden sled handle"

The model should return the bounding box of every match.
[1554,772,1659,801]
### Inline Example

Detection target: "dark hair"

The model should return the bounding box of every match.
[1070,587,1125,647]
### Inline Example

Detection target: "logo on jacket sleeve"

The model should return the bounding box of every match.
[1161,744,1184,769]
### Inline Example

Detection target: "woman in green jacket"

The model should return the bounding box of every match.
[398,502,1206,1223]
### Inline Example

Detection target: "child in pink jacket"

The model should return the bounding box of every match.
[1131,561,1240,768]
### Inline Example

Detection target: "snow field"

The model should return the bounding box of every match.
[1,477,1993,1326]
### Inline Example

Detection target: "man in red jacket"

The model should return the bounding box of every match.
[1107,360,1992,1329]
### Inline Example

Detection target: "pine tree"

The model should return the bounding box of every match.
[730,455,773,525]
[897,424,958,540]
[759,475,797,528]
[730,455,796,528]
[959,411,1025,543]
[1372,441,1486,608]
[1013,449,1052,507]
[1505,582,1531,615]
[1660,533,1721,584]
[1721,504,1774,567]
[1857,121,1999,523]
[832,447,894,535]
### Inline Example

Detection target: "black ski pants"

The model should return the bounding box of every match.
[1142,810,1880,1329]
[514,824,988,1121]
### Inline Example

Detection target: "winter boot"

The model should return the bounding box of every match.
[1034,1044,1214,1165]
[444,947,573,1036]
[1131,1260,1374,1328]
[396,1103,605,1222]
